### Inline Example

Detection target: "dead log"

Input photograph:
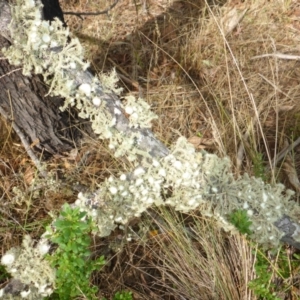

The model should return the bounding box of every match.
[0,36,83,154]
[0,1,83,155]
[0,0,300,251]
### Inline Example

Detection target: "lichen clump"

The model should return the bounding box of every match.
[123,95,158,129]
[2,0,158,161]
[73,136,299,248]
[0,235,54,299]
[2,4,300,299]
[2,0,88,97]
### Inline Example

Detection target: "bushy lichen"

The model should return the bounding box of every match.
[3,0,158,161]
[0,235,54,299]
[11,171,61,206]
[73,136,300,248]
[2,0,88,96]
[73,137,208,237]
[5,0,298,250]
[2,0,300,296]
[124,95,158,128]
[98,68,123,95]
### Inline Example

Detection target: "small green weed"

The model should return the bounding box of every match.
[228,210,300,299]
[252,152,267,181]
[46,203,105,300]
[113,291,133,300]
[248,250,280,300]
[102,290,133,300]
[0,264,10,281]
[248,247,300,299]
[228,209,252,235]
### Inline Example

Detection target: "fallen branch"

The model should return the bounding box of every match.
[1,0,300,297]
[0,0,300,250]
[63,0,120,18]
[272,136,300,168]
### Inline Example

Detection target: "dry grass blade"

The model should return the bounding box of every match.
[251,53,300,60]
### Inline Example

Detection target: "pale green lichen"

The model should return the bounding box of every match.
[11,171,61,206]
[2,3,300,298]
[2,0,88,99]
[124,95,158,128]
[74,137,300,248]
[98,68,123,95]
[0,235,55,299]
[3,0,157,161]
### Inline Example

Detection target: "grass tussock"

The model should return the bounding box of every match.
[141,209,254,299]
[1,0,300,298]
[94,209,255,299]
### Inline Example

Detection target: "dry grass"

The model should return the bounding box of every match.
[2,0,300,298]
[94,209,255,299]
[61,0,300,175]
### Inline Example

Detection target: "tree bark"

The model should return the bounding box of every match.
[0,0,84,155]
[0,35,82,154]
[0,0,168,158]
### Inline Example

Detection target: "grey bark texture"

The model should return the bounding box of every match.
[0,0,11,42]
[0,35,83,154]
[274,215,300,249]
[0,1,85,154]
[0,0,299,250]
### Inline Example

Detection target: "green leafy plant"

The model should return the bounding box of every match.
[247,247,300,300]
[228,209,252,235]
[248,250,281,300]
[0,264,10,281]
[113,291,133,300]
[46,203,105,299]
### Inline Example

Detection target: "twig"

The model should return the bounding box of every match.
[281,140,300,192]
[258,73,293,101]
[0,106,48,178]
[251,53,300,60]
[271,136,300,168]
[107,57,140,90]
[0,67,22,79]
[63,0,119,18]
